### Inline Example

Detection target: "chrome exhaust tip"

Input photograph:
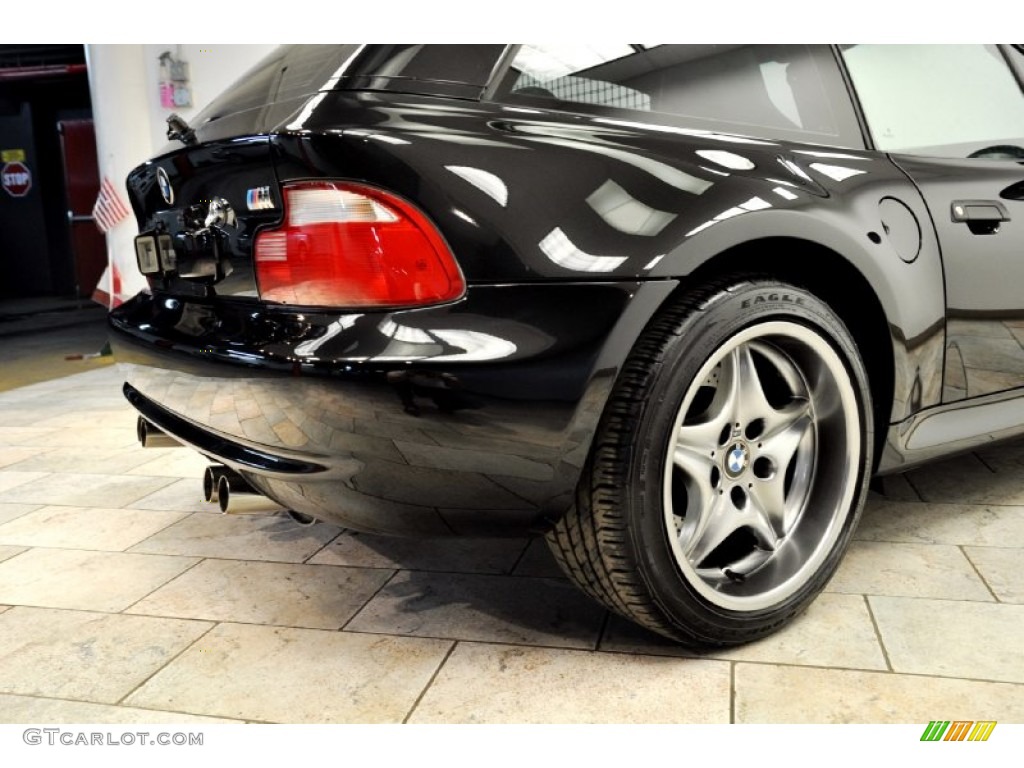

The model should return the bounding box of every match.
[203,464,313,522]
[216,473,284,515]
[203,465,248,504]
[137,417,179,448]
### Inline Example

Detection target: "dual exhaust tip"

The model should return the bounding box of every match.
[137,417,179,449]
[203,465,316,525]
[202,465,276,515]
[137,417,316,525]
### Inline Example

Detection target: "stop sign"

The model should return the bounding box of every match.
[1,161,32,198]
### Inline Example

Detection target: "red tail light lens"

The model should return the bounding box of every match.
[254,181,465,308]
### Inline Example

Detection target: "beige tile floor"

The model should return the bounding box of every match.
[0,367,1022,723]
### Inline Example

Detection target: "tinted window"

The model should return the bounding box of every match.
[196,45,507,127]
[196,45,361,123]
[841,44,1024,157]
[343,45,505,86]
[492,44,862,147]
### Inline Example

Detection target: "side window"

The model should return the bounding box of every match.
[841,44,1024,158]
[491,44,863,147]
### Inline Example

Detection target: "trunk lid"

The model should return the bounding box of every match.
[127,137,278,299]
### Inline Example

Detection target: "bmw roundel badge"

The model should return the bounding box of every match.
[156,167,174,205]
[725,442,750,478]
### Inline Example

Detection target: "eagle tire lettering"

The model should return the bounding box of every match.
[741,293,806,309]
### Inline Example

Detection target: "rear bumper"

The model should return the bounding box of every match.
[109,282,676,535]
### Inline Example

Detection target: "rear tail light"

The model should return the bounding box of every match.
[254,181,465,308]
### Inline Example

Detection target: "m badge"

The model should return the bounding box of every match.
[247,186,275,211]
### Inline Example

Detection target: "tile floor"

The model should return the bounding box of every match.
[0,367,1022,723]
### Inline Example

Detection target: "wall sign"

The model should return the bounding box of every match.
[158,50,192,108]
[1,160,32,198]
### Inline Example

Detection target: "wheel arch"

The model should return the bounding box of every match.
[644,197,947,425]
[658,235,899,471]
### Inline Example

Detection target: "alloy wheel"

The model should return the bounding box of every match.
[664,320,861,611]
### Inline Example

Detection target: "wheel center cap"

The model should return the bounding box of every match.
[725,441,750,478]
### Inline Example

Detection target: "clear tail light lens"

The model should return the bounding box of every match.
[254,181,465,308]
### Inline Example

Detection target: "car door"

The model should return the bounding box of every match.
[841,44,1024,402]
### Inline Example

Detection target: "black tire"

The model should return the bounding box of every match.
[547,278,874,647]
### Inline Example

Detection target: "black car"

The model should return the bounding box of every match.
[110,44,1024,646]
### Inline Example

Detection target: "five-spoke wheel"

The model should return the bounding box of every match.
[666,321,860,611]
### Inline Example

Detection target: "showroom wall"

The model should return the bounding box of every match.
[140,44,278,154]
[86,44,277,305]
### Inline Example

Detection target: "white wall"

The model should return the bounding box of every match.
[86,44,279,305]
[142,44,279,153]
[85,44,156,306]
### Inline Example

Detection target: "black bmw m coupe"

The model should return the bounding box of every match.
[110,44,1024,646]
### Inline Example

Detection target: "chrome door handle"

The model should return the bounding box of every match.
[951,200,1010,223]
[951,199,1010,235]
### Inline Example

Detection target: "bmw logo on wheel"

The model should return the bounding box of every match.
[725,442,750,478]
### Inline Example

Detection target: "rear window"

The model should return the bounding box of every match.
[195,44,508,128]
[491,44,863,147]
[195,45,361,124]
